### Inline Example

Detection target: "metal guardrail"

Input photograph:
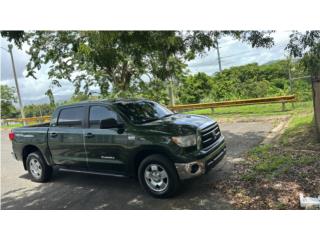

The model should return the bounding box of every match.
[168,95,296,111]
[2,95,296,126]
[2,115,51,125]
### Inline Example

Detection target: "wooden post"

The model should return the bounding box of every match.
[211,108,214,114]
[312,77,320,140]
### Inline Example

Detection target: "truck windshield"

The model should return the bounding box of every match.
[114,101,174,124]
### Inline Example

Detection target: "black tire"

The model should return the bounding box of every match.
[138,154,180,198]
[26,151,52,182]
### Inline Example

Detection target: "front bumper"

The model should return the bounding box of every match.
[175,137,226,180]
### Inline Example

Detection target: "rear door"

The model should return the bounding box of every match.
[48,106,87,169]
[84,105,128,174]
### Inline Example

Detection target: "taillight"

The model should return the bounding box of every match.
[9,132,15,141]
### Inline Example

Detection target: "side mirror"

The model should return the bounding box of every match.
[100,118,124,129]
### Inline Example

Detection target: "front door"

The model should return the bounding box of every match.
[84,105,128,174]
[48,106,87,169]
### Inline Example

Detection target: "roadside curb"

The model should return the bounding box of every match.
[261,116,291,145]
[215,115,291,124]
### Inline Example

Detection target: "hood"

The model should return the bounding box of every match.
[162,113,214,128]
[139,114,215,135]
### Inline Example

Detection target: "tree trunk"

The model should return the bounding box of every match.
[311,76,320,141]
[168,78,175,106]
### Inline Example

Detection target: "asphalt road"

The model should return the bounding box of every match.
[1,121,273,210]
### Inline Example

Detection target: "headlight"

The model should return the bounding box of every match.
[197,131,201,150]
[172,134,197,147]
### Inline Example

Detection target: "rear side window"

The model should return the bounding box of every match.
[57,107,84,128]
[89,106,118,128]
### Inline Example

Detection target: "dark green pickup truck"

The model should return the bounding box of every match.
[10,99,226,197]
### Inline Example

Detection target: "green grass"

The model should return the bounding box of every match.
[0,123,23,130]
[186,101,313,119]
[1,120,47,130]
[280,113,317,147]
[243,143,318,181]
[243,111,320,181]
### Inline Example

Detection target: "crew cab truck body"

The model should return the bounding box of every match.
[10,99,226,197]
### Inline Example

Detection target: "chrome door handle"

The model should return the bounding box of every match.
[50,132,57,138]
[85,132,94,138]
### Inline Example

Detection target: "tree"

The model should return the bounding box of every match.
[178,72,213,104]
[24,103,54,117]
[174,60,310,103]
[136,78,170,105]
[0,84,17,118]
[24,31,215,97]
[70,92,91,103]
[0,31,24,48]
[24,31,275,98]
[286,31,320,139]
[45,89,55,107]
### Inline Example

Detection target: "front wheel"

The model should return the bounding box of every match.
[138,154,180,198]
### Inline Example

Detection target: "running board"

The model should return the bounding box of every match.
[58,168,127,178]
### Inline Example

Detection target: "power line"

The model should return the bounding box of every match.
[1,46,9,51]
[216,43,289,61]
[204,40,290,72]
[220,50,254,59]
[220,44,289,59]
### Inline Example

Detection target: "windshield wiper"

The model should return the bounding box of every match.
[159,113,176,119]
[139,113,176,123]
[140,118,160,123]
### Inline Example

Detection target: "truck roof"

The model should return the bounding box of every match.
[57,98,149,108]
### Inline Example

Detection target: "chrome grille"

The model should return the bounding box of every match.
[200,123,221,150]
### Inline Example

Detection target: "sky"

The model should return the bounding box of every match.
[0,31,292,105]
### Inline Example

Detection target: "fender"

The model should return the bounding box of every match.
[22,144,52,169]
[127,144,176,177]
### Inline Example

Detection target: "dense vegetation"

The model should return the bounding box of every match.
[0,85,17,118]
[0,59,312,119]
[177,59,311,104]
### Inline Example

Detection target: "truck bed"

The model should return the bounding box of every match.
[12,124,50,157]
[17,122,50,128]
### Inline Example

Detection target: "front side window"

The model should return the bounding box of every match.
[114,101,174,124]
[89,106,118,128]
[57,107,84,128]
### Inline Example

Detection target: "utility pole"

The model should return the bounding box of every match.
[287,57,295,108]
[39,105,43,118]
[216,39,222,72]
[288,57,293,93]
[8,44,26,124]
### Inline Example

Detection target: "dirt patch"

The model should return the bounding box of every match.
[215,146,320,209]
[216,115,291,124]
[262,117,291,144]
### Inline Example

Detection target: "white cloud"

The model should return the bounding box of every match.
[188,31,292,75]
[1,37,75,105]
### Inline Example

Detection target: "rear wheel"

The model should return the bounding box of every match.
[138,154,180,198]
[27,151,52,182]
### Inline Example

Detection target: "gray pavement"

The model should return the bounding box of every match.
[1,121,273,209]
